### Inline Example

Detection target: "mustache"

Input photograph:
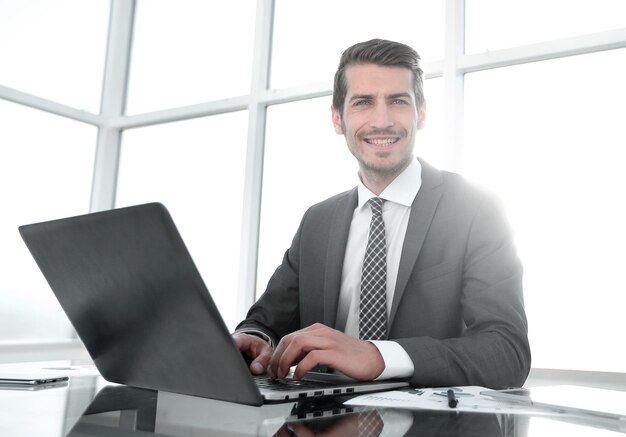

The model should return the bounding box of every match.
[358,129,406,138]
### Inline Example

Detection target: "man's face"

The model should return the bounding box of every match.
[332,63,425,184]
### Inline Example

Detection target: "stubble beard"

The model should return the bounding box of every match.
[357,151,414,184]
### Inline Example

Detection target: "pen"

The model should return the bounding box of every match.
[447,389,458,408]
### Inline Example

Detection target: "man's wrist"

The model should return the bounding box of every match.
[234,329,275,348]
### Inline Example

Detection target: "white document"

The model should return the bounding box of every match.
[345,386,544,415]
[481,385,626,420]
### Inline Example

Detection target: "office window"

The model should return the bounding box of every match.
[464,49,626,372]
[126,0,256,115]
[258,78,445,296]
[115,111,248,331]
[466,0,626,54]
[0,0,109,113]
[271,0,445,89]
[416,77,446,170]
[0,100,96,343]
[258,97,356,297]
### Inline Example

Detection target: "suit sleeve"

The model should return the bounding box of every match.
[395,194,531,389]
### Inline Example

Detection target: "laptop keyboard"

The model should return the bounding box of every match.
[254,376,333,391]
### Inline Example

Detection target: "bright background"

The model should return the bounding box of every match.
[1,0,625,374]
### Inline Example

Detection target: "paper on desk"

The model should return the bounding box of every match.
[345,386,545,415]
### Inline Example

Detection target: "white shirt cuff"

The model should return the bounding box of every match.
[369,340,414,380]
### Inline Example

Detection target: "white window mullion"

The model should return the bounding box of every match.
[0,85,101,125]
[443,0,465,173]
[237,0,275,318]
[459,27,626,74]
[90,0,136,212]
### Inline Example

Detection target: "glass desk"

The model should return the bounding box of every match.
[1,372,625,436]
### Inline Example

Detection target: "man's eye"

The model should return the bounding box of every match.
[354,100,370,106]
[392,99,408,105]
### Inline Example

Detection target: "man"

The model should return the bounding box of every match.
[234,39,531,389]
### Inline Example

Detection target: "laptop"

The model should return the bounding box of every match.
[19,203,408,406]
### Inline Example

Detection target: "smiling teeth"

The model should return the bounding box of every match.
[368,138,396,145]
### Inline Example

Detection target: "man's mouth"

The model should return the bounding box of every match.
[364,137,399,146]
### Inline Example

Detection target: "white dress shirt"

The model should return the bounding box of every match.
[335,157,421,379]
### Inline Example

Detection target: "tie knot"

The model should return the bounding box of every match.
[368,197,384,216]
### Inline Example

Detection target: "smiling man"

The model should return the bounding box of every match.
[234,39,531,389]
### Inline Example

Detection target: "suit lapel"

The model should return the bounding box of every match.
[389,159,443,326]
[323,188,358,326]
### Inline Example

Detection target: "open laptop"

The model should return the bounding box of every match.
[19,203,408,406]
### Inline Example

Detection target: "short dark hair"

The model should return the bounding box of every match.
[332,39,424,115]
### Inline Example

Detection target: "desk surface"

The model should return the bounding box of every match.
[1,369,625,436]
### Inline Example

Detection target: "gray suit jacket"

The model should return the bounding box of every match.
[238,159,531,388]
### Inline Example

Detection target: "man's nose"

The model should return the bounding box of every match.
[370,103,393,128]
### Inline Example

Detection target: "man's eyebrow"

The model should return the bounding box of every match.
[348,94,374,102]
[387,92,413,100]
[348,92,413,102]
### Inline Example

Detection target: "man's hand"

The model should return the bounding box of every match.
[268,323,385,381]
[233,333,273,375]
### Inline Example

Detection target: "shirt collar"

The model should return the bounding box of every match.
[357,157,422,209]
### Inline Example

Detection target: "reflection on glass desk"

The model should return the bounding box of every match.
[1,374,625,436]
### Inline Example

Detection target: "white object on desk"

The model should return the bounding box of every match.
[344,386,543,415]
[0,361,100,379]
[481,385,626,420]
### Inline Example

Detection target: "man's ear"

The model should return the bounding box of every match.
[417,100,427,130]
[331,106,344,135]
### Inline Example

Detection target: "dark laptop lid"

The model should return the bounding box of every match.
[19,203,263,405]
